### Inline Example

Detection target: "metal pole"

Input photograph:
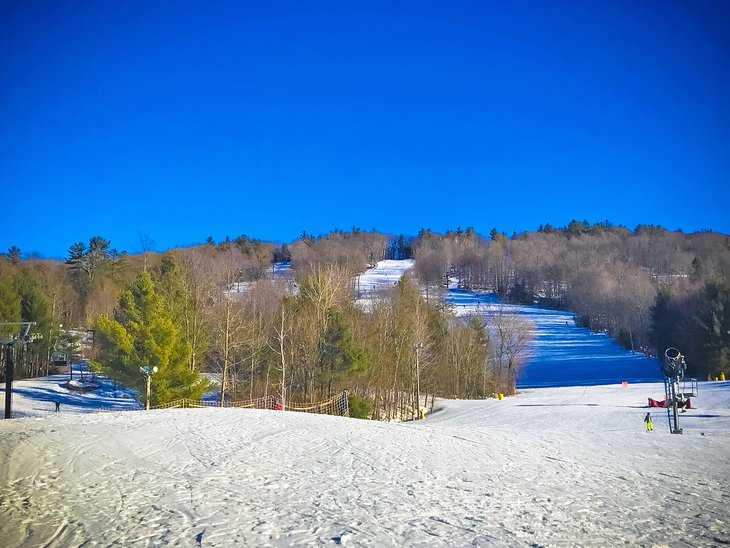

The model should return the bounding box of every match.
[146,374,151,410]
[4,343,13,419]
[671,380,682,434]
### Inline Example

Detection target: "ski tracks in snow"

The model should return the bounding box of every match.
[1,384,730,546]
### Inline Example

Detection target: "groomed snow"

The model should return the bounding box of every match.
[1,382,729,546]
[356,259,414,297]
[448,289,664,388]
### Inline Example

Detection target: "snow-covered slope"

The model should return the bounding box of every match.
[1,382,728,546]
[449,289,664,388]
[356,259,414,296]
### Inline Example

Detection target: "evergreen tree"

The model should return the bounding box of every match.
[4,246,21,264]
[84,236,111,283]
[390,234,412,260]
[319,310,370,393]
[16,275,51,338]
[703,279,730,375]
[0,267,21,323]
[66,237,112,294]
[489,228,507,244]
[93,272,213,407]
[649,287,679,355]
[66,241,87,268]
[567,219,589,236]
[691,256,705,282]
[15,273,53,375]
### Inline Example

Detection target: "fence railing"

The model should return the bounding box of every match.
[151,391,350,417]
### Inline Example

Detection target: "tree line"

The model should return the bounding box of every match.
[0,230,523,417]
[1,221,728,413]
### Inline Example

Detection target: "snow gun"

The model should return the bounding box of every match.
[661,348,698,434]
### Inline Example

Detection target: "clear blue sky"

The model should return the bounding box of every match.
[2,0,729,258]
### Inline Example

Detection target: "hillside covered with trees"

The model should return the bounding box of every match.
[1,222,728,414]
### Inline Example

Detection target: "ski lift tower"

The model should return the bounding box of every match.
[661,348,698,434]
[2,322,36,419]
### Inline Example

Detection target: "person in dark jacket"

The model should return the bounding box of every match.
[644,412,653,432]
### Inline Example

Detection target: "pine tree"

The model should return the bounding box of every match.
[93,272,213,407]
[704,279,730,375]
[84,236,111,283]
[319,310,370,394]
[649,287,680,356]
[13,273,53,377]
[4,246,21,264]
[0,266,21,324]
[66,242,87,268]
[66,237,112,297]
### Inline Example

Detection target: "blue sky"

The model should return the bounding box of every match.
[1,1,729,258]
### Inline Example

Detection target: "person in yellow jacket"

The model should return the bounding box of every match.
[644,412,653,432]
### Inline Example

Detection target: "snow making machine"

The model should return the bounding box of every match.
[661,347,698,434]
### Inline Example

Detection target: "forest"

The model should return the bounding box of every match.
[1,221,729,417]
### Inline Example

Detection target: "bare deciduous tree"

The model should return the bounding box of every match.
[486,305,533,393]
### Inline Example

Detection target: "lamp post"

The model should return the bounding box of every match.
[140,366,158,410]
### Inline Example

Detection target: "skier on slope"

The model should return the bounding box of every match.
[644,412,653,432]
